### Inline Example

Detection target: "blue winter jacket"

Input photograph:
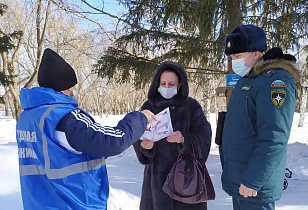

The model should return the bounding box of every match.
[221,58,300,203]
[16,87,147,209]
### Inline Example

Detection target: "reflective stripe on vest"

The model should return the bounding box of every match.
[19,104,106,179]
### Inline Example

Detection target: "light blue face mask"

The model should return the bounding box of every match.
[232,53,252,77]
[158,86,177,99]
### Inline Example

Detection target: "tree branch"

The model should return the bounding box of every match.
[51,0,118,41]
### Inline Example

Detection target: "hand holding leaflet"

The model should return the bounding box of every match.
[140,107,173,142]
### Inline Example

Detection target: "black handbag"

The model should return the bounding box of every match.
[162,140,215,204]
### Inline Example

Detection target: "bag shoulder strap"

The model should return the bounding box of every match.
[191,139,203,160]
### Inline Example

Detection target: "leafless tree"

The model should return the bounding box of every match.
[0,0,51,120]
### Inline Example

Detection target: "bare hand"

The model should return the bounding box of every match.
[140,140,154,150]
[239,183,258,198]
[166,131,183,144]
[141,110,157,124]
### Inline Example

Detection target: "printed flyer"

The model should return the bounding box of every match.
[140,107,173,142]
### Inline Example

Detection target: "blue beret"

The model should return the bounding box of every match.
[225,24,267,56]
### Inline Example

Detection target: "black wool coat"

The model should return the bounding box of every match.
[133,61,212,210]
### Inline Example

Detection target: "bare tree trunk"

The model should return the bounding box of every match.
[8,63,22,119]
[199,78,210,120]
[212,78,219,125]
[4,98,10,116]
[298,87,307,127]
[24,0,51,89]
[298,63,308,127]
[1,53,21,119]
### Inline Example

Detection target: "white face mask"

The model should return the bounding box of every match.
[158,86,177,99]
[71,89,78,101]
[232,53,252,77]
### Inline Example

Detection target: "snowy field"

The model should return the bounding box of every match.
[0,112,307,210]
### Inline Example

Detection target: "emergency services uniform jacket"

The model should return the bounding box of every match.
[16,87,147,209]
[221,58,301,203]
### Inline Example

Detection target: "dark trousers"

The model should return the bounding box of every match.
[232,197,275,210]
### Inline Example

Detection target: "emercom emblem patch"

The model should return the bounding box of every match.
[271,89,286,108]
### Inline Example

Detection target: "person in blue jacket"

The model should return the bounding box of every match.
[221,24,301,210]
[16,48,156,210]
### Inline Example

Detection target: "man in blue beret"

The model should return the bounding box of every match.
[221,24,301,209]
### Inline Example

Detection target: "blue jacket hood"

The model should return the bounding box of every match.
[20,87,78,110]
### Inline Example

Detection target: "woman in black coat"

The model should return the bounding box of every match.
[133,61,212,210]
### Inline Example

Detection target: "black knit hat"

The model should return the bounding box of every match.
[225,24,267,56]
[38,48,77,91]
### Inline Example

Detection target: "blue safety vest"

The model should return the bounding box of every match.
[17,87,109,209]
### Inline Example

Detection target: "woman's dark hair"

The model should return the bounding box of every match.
[161,68,181,83]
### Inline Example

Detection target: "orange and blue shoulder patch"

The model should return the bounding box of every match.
[271,80,286,87]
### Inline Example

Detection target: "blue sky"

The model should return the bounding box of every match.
[67,0,125,32]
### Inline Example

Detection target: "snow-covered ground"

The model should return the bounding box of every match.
[0,113,307,210]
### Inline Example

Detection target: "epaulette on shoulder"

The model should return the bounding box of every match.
[263,69,276,77]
